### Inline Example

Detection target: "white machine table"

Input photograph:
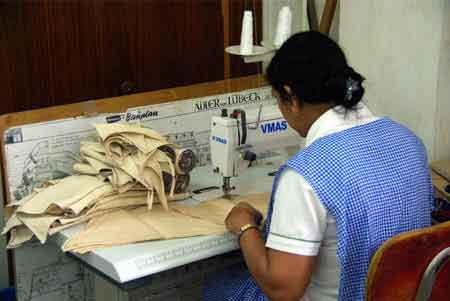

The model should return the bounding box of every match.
[51,161,282,301]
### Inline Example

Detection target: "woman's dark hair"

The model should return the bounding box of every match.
[266,31,365,109]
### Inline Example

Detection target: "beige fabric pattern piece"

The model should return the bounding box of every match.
[142,161,168,210]
[172,198,236,225]
[87,193,147,213]
[76,124,186,209]
[48,208,119,235]
[62,209,163,253]
[172,193,270,226]
[17,213,61,243]
[73,163,98,175]
[79,143,112,166]
[7,226,34,249]
[95,123,167,143]
[132,206,226,239]
[230,192,270,217]
[111,168,135,190]
[63,203,229,253]
[1,213,23,235]
[17,175,107,215]
[65,183,114,216]
[148,150,176,196]
[83,156,112,174]
[94,123,177,209]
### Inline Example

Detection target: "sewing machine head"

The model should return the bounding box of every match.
[210,105,301,198]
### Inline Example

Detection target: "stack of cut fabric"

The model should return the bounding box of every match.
[74,123,195,210]
[2,123,195,249]
[62,192,270,254]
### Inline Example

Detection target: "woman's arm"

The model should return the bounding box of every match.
[226,203,316,301]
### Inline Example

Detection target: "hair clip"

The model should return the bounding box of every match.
[345,77,359,101]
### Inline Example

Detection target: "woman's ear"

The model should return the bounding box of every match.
[283,85,293,96]
[282,85,301,113]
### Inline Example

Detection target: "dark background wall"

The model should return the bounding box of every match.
[0,0,262,114]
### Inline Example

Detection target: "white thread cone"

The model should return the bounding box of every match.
[240,11,254,55]
[274,6,292,48]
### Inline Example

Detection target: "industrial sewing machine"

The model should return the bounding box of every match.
[210,104,301,198]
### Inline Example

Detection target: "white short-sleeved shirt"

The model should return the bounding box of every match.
[265,104,379,301]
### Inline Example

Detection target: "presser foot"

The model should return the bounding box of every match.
[222,177,238,200]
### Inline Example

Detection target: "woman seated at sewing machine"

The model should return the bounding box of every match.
[203,31,432,301]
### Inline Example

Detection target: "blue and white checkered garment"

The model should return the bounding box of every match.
[203,118,433,301]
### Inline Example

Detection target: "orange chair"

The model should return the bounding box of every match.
[366,221,450,300]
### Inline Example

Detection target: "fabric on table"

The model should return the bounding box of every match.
[79,143,112,166]
[17,213,61,243]
[80,141,107,154]
[3,124,197,250]
[230,192,270,217]
[73,163,98,175]
[7,226,34,249]
[172,193,269,227]
[111,167,135,190]
[94,123,167,143]
[48,208,119,235]
[56,192,263,253]
[17,175,107,215]
[1,213,23,235]
[64,183,114,216]
[148,150,176,196]
[86,192,147,213]
[132,206,227,239]
[172,198,236,225]
[85,191,190,215]
[142,160,168,210]
[16,182,113,243]
[62,209,163,253]
[109,133,166,155]
[83,156,111,174]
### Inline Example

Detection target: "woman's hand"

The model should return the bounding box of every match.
[225,202,263,234]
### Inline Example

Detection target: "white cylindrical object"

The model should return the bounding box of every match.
[240,10,253,55]
[274,6,292,48]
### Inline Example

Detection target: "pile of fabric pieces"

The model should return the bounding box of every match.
[2,123,198,251]
[62,192,269,253]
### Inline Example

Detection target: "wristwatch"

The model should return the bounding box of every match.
[238,223,259,238]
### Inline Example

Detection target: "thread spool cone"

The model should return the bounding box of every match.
[274,6,292,48]
[240,10,254,55]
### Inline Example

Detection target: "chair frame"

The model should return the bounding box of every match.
[415,246,450,301]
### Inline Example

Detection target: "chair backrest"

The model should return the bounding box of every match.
[366,221,450,301]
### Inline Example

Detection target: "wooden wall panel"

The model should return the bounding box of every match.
[0,0,261,115]
[135,0,224,91]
